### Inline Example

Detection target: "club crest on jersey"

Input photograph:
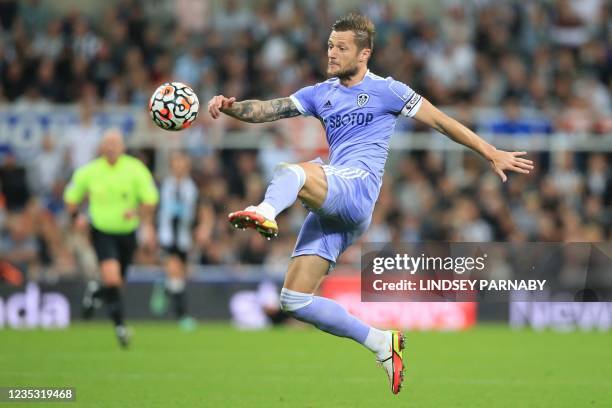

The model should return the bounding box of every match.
[357,93,369,107]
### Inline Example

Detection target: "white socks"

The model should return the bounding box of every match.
[256,202,277,221]
[364,328,392,360]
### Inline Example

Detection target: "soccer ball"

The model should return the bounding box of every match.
[149,82,199,131]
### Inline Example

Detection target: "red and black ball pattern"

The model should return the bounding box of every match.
[149,82,199,131]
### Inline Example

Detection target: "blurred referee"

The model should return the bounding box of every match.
[64,129,159,348]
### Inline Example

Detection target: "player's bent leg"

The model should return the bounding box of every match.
[228,161,327,239]
[229,162,305,238]
[296,162,327,210]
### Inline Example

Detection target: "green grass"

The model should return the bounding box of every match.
[1,323,611,407]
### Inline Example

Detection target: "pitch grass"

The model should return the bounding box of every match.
[2,323,611,407]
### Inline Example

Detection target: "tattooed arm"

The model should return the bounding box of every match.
[223,97,301,123]
[207,95,301,123]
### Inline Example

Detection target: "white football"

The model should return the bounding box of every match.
[149,82,199,131]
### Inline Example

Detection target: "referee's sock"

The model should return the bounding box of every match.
[103,286,125,327]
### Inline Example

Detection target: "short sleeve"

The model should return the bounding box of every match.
[135,162,159,205]
[63,167,88,204]
[385,78,423,118]
[290,85,318,117]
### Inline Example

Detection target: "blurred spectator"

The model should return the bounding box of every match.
[32,19,64,60]
[0,212,38,275]
[451,196,494,241]
[173,45,211,89]
[65,101,104,171]
[27,134,66,197]
[551,0,591,48]
[174,0,210,33]
[258,128,298,181]
[239,234,267,264]
[0,0,605,132]
[0,149,31,212]
[213,0,252,37]
[424,32,475,91]
[18,0,52,36]
[486,97,553,135]
[585,153,610,199]
[36,58,62,101]
[0,0,609,274]
[0,0,18,31]
[551,152,583,202]
[71,16,100,61]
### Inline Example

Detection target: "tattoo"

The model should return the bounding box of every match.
[222,97,301,123]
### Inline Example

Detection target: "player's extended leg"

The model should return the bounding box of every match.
[229,162,326,239]
[280,255,405,394]
[99,259,129,348]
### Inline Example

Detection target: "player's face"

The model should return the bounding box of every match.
[327,31,362,79]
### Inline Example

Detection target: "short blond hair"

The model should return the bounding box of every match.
[332,13,376,51]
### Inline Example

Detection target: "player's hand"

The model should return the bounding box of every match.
[207,95,236,119]
[489,150,534,182]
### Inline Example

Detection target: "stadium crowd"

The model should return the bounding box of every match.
[0,0,610,280]
[1,0,610,131]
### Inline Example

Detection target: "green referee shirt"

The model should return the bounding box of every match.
[64,154,159,234]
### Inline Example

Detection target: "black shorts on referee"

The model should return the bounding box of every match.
[90,226,137,278]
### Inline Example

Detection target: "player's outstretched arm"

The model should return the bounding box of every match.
[207,95,300,123]
[413,98,534,182]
